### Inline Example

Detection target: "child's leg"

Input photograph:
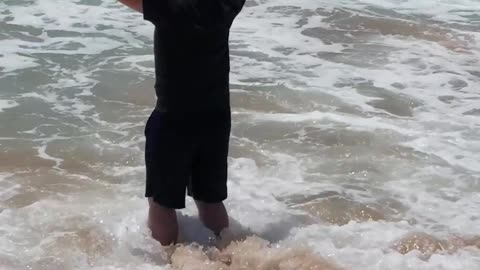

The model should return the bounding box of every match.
[195,200,229,235]
[148,198,179,246]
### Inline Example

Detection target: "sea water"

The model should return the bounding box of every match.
[1,0,480,269]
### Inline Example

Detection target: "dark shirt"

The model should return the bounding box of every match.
[143,0,245,113]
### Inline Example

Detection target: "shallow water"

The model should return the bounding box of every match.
[1,0,480,269]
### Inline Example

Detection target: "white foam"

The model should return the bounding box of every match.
[343,0,480,23]
[0,54,40,74]
[0,173,18,202]
[36,144,64,169]
[0,100,19,112]
[22,92,59,103]
[0,0,152,74]
[106,166,145,177]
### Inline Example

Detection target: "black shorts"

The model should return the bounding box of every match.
[144,109,231,209]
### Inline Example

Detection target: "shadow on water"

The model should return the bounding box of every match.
[178,213,310,247]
